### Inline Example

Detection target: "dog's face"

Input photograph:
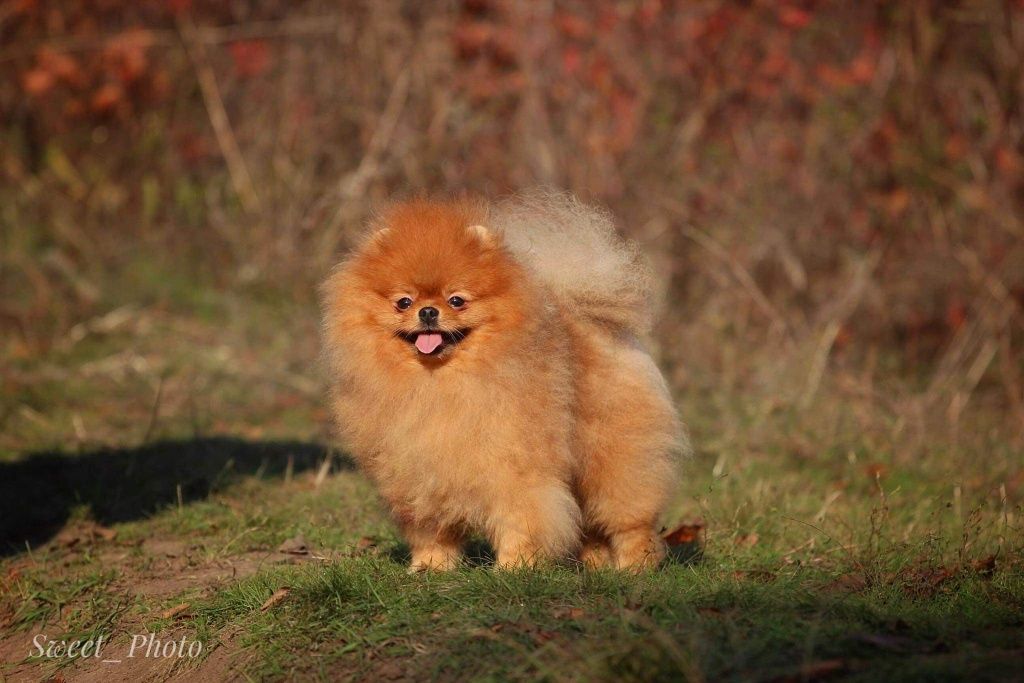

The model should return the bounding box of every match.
[332,201,527,367]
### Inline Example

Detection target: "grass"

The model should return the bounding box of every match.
[188,552,1023,681]
[0,263,1020,682]
[2,354,1021,681]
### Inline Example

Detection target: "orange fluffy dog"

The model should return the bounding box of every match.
[320,193,683,571]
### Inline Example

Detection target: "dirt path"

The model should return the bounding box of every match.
[0,528,306,682]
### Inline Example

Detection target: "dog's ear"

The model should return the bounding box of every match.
[467,224,495,247]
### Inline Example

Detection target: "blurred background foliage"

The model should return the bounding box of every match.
[1,0,1022,468]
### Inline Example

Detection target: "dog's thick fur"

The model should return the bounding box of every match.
[320,193,683,570]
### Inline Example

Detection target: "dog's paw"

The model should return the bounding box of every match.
[613,533,666,573]
[408,549,460,573]
[579,541,614,569]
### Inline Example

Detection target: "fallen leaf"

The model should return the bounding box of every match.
[55,523,117,548]
[732,569,775,583]
[899,565,954,596]
[736,533,759,547]
[826,573,868,593]
[474,622,505,636]
[972,555,996,577]
[355,536,378,553]
[919,567,954,588]
[160,603,191,620]
[664,521,705,546]
[552,606,584,620]
[864,462,888,480]
[260,587,291,612]
[531,629,557,645]
[56,532,81,549]
[278,534,309,555]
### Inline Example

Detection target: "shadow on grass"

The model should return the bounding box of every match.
[0,436,350,556]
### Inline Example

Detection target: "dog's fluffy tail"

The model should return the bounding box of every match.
[494,192,655,336]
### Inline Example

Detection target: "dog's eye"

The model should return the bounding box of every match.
[396,297,413,310]
[448,296,465,309]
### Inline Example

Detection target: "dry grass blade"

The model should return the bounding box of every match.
[160,603,191,620]
[260,587,291,612]
[278,535,309,555]
[314,453,333,488]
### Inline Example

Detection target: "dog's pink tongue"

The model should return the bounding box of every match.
[415,333,444,354]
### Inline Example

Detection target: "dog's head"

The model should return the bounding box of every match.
[323,199,529,368]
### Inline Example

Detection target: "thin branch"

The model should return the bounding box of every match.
[0,16,341,62]
[681,223,791,336]
[319,66,412,255]
[178,16,262,214]
[141,375,165,444]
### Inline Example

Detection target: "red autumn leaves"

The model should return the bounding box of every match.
[18,27,161,123]
[12,1,274,132]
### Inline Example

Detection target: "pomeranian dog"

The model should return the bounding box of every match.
[320,193,683,571]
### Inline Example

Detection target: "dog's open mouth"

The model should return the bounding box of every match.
[399,329,472,355]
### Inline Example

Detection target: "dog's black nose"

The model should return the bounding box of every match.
[419,306,439,324]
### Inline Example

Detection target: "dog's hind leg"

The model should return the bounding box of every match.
[575,347,682,572]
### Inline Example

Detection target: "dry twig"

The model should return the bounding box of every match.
[178,16,262,214]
